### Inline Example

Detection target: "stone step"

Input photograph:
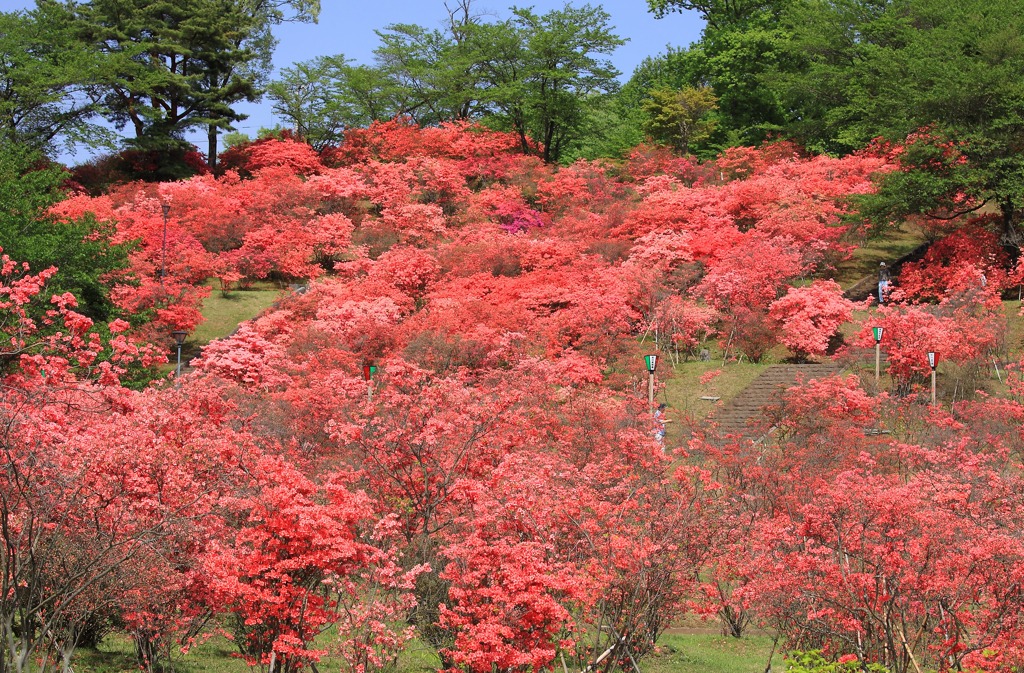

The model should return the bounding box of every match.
[706,363,841,441]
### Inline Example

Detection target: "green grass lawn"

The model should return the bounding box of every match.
[1004,299,1024,356]
[661,355,768,425]
[74,631,441,673]
[656,332,802,439]
[72,631,778,673]
[192,281,283,346]
[74,633,246,673]
[165,280,284,371]
[645,634,781,673]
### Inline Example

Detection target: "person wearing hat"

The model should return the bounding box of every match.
[878,262,891,304]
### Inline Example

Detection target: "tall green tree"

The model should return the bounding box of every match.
[268,1,480,143]
[644,0,792,146]
[0,4,113,154]
[203,0,320,169]
[373,24,470,124]
[774,0,1024,238]
[699,18,789,144]
[622,46,707,101]
[438,3,624,162]
[642,85,719,154]
[269,2,623,163]
[267,56,389,150]
[594,47,705,157]
[371,1,504,124]
[647,0,784,27]
[69,0,317,168]
[501,5,624,162]
[72,0,262,152]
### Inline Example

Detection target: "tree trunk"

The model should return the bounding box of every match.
[208,124,219,173]
[1000,199,1022,249]
[543,122,555,163]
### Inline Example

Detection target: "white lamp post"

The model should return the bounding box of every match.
[927,351,938,406]
[873,326,884,388]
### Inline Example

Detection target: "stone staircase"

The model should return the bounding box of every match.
[706,363,841,441]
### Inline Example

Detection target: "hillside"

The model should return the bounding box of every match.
[2,123,1024,673]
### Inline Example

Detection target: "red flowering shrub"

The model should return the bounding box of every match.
[769,280,859,360]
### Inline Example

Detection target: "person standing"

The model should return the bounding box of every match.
[878,262,891,304]
[653,403,668,445]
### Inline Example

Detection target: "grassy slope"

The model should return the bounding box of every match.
[104,230,1020,672]
[73,632,776,673]
[647,634,781,673]
[834,221,927,289]
[1004,300,1024,356]
[661,355,767,444]
[173,281,283,367]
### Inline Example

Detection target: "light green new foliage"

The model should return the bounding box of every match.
[378,2,625,164]
[785,650,889,673]
[373,20,480,124]
[639,0,793,148]
[504,5,624,163]
[642,86,719,155]
[560,96,645,162]
[267,55,387,150]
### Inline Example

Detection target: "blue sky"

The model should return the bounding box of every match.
[0,0,705,161]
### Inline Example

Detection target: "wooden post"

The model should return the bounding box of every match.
[875,341,881,389]
[644,354,658,417]
[931,369,936,407]
[648,371,654,415]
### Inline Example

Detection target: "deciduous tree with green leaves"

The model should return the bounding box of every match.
[642,85,719,154]
[502,4,624,162]
[269,2,623,163]
[774,0,1024,240]
[267,56,392,150]
[0,143,129,321]
[644,0,792,146]
[0,4,113,154]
